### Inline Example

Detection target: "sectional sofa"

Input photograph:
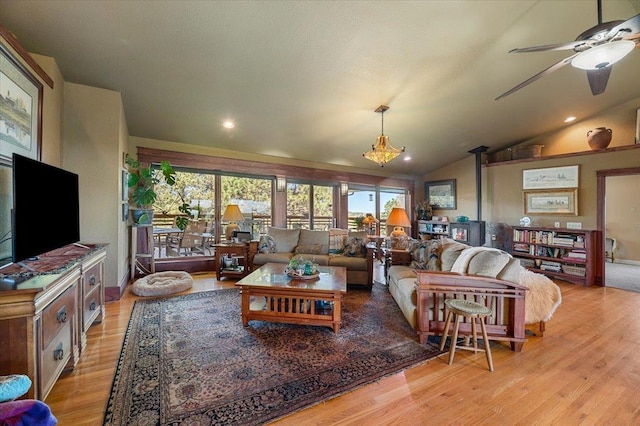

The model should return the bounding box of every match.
[251,227,374,288]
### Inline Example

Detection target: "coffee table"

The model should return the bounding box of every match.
[235,262,347,332]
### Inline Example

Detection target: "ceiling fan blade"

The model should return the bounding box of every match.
[495,52,579,100]
[606,13,640,39]
[509,41,587,53]
[586,67,612,95]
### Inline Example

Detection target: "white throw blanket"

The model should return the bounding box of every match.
[450,247,562,324]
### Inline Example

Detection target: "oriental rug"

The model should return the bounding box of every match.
[103,283,442,425]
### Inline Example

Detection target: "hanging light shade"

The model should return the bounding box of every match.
[571,40,635,70]
[363,105,405,167]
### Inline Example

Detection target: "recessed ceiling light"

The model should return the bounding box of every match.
[564,116,576,123]
[403,156,412,161]
[223,120,235,129]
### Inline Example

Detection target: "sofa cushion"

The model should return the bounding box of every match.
[341,236,368,257]
[295,244,324,255]
[268,227,300,253]
[467,250,511,278]
[253,252,294,266]
[328,228,349,254]
[439,239,469,271]
[329,254,367,271]
[298,229,329,254]
[258,235,277,254]
[497,258,521,284]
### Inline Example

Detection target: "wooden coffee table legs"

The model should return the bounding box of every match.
[239,288,343,333]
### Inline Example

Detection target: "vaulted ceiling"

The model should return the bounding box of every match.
[2,0,639,177]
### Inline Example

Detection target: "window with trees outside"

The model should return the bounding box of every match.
[286,182,334,230]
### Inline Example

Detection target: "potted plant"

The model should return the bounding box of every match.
[125,154,189,228]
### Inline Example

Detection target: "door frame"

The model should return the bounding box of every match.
[596,167,640,286]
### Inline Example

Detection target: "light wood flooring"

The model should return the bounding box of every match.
[45,264,640,425]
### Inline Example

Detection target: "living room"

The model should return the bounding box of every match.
[1,1,640,424]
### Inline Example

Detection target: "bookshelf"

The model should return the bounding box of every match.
[417,220,450,239]
[511,226,600,286]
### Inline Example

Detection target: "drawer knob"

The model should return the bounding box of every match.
[89,275,96,286]
[53,344,64,361]
[57,307,68,323]
[89,300,96,311]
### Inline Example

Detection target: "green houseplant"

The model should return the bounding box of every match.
[125,154,189,228]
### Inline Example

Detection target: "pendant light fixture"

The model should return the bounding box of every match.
[363,105,405,167]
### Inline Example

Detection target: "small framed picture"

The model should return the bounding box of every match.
[122,170,129,201]
[524,189,578,215]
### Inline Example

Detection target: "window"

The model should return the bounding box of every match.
[348,185,407,236]
[286,182,334,230]
[221,175,272,236]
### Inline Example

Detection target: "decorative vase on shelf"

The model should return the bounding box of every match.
[587,127,612,151]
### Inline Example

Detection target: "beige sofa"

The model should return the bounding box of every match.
[387,238,562,351]
[252,227,374,288]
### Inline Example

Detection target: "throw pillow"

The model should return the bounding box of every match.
[341,237,367,257]
[328,228,349,254]
[294,244,324,255]
[409,239,441,270]
[267,227,300,253]
[258,235,277,254]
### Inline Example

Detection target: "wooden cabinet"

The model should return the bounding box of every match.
[0,244,107,400]
[511,226,601,286]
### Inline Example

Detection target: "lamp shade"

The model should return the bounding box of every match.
[222,204,244,222]
[571,41,635,70]
[386,207,411,227]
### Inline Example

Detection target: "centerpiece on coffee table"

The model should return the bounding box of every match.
[284,256,319,279]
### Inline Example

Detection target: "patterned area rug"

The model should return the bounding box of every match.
[103,283,442,425]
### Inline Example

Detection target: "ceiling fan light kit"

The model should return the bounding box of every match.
[571,40,635,70]
[363,105,405,167]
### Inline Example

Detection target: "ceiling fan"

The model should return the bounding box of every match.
[496,0,640,100]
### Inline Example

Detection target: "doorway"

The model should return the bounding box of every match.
[597,168,640,292]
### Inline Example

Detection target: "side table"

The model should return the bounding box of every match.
[213,241,258,280]
[382,248,411,284]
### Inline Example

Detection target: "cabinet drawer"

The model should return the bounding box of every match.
[83,263,102,294]
[40,321,72,399]
[41,286,75,349]
[83,293,102,330]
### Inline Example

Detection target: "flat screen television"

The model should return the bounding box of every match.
[12,153,80,263]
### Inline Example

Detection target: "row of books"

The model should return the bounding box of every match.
[513,229,585,248]
[513,244,586,260]
[539,260,562,272]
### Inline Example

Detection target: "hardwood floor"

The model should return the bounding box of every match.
[45,264,640,425]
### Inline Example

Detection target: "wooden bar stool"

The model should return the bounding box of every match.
[439,298,494,372]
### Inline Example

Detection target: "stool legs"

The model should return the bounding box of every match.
[440,310,494,372]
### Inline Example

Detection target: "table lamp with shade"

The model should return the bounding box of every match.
[362,213,378,235]
[222,204,244,240]
[387,207,411,249]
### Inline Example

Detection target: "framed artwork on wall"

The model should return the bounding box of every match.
[524,189,578,215]
[522,165,579,190]
[122,170,129,201]
[425,179,456,210]
[0,37,43,166]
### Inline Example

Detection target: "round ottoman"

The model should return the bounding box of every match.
[131,271,193,297]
